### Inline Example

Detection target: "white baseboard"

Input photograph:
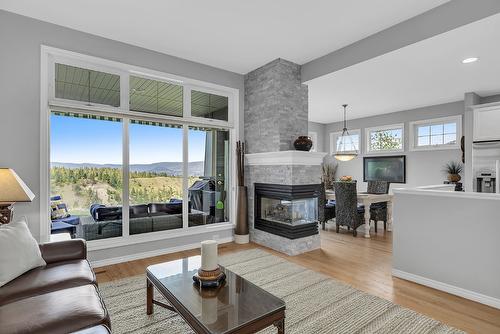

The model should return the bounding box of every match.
[392,269,500,310]
[90,236,234,268]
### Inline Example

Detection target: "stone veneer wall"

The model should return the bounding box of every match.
[244,58,308,154]
[245,164,322,256]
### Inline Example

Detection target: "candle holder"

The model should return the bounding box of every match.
[193,266,226,288]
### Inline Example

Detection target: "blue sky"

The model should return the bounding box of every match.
[50,114,206,164]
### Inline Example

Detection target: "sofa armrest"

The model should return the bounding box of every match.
[39,239,87,264]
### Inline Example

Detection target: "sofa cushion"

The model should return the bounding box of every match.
[0,220,46,287]
[0,259,95,305]
[129,204,149,218]
[149,202,183,215]
[95,206,122,221]
[52,215,81,226]
[50,195,70,219]
[0,284,109,334]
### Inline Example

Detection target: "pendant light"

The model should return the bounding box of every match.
[334,104,358,161]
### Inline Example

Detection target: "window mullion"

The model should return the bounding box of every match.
[122,118,130,237]
[182,124,189,229]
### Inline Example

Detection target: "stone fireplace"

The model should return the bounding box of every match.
[243,58,326,255]
[255,183,319,239]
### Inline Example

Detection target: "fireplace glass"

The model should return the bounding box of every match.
[260,197,318,226]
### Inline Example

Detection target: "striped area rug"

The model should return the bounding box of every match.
[99,249,465,334]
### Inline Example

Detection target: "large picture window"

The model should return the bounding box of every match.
[129,120,184,234]
[188,126,229,227]
[45,48,236,244]
[50,112,123,240]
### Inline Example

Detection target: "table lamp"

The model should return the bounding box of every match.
[0,168,35,224]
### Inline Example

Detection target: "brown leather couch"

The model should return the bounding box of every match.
[0,239,111,334]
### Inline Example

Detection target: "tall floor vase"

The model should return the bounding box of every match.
[234,185,249,244]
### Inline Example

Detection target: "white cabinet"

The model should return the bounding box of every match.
[473,103,500,142]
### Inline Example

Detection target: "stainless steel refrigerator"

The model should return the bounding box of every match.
[472,141,500,193]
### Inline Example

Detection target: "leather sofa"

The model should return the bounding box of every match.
[0,239,110,334]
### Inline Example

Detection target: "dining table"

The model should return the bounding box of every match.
[325,190,393,238]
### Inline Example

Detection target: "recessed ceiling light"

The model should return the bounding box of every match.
[462,57,479,64]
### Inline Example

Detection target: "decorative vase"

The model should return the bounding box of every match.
[293,136,313,151]
[234,185,249,244]
[448,174,461,182]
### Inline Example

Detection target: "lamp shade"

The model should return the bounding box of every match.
[0,169,35,204]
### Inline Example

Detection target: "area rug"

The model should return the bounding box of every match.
[99,249,465,333]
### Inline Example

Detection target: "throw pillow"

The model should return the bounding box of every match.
[0,220,46,287]
[50,195,70,220]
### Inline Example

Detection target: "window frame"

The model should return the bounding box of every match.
[329,129,361,155]
[40,46,239,248]
[409,116,462,151]
[365,123,405,154]
[308,131,318,152]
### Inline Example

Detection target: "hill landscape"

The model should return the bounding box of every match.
[50,161,204,216]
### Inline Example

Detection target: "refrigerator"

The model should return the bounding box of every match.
[472,141,500,193]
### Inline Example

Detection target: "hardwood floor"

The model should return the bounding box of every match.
[96,226,500,334]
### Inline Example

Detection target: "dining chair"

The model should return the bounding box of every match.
[333,181,365,237]
[318,182,335,231]
[366,180,390,232]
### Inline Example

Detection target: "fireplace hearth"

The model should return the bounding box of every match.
[254,183,320,239]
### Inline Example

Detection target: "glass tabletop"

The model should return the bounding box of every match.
[147,256,285,334]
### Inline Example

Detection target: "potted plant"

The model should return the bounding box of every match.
[321,156,338,189]
[443,161,463,182]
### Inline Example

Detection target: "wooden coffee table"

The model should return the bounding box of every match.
[146,256,286,334]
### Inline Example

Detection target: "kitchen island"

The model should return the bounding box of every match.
[392,185,500,309]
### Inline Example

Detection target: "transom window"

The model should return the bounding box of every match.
[410,116,461,151]
[55,63,120,107]
[129,76,183,117]
[366,124,404,153]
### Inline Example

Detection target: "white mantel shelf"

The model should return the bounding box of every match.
[245,150,327,166]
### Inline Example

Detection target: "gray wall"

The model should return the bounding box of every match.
[393,191,500,304]
[323,101,464,190]
[308,121,326,152]
[0,10,244,244]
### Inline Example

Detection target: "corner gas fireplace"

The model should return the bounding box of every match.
[254,183,320,239]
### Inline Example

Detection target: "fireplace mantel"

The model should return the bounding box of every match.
[245,151,327,166]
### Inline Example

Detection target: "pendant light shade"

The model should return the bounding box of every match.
[334,104,358,161]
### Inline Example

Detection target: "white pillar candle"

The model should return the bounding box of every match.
[200,240,218,271]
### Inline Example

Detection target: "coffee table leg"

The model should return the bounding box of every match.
[274,318,285,334]
[147,278,153,315]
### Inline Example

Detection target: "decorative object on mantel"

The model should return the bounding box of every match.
[443,161,463,182]
[334,104,358,161]
[0,168,35,224]
[340,175,353,182]
[234,141,249,244]
[193,240,226,288]
[321,155,338,189]
[293,136,313,151]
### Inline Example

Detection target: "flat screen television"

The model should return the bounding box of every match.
[363,155,406,184]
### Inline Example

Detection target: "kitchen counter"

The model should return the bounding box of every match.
[392,185,500,309]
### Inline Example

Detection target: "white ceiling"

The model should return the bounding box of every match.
[307,13,500,124]
[0,0,448,74]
